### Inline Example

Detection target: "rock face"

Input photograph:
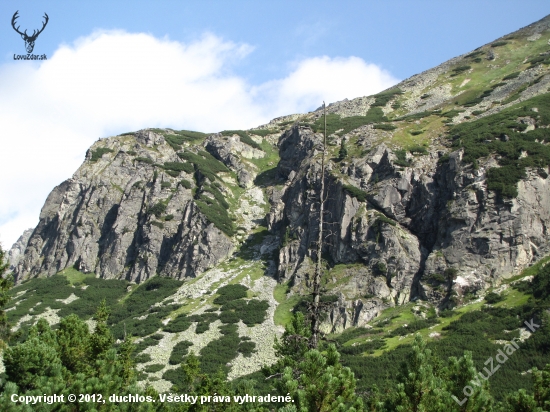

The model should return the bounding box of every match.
[7,228,33,271]
[268,123,550,331]
[15,130,235,283]
[12,14,550,335]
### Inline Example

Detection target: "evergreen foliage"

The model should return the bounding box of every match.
[169,340,193,365]
[451,65,471,76]
[338,140,348,161]
[163,313,192,333]
[0,303,153,411]
[0,245,11,349]
[57,277,128,319]
[90,147,114,162]
[343,184,367,202]
[371,88,403,107]
[249,128,278,137]
[213,284,248,305]
[394,149,410,167]
[264,313,364,411]
[449,93,550,197]
[135,156,154,165]
[199,323,241,376]
[221,130,263,150]
[373,123,397,131]
[163,161,194,175]
[310,107,388,136]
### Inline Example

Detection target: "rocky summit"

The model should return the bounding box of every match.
[8,14,550,387]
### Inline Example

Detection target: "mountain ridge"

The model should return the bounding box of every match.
[5,13,550,391]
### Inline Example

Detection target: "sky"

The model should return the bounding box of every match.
[0,1,548,249]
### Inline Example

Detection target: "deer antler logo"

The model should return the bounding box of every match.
[11,11,49,54]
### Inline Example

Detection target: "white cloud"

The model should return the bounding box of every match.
[254,55,398,115]
[0,30,398,248]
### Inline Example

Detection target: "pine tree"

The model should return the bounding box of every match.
[445,351,494,411]
[0,244,12,349]
[505,363,550,411]
[339,140,348,161]
[0,302,155,411]
[389,334,450,411]
[57,314,92,374]
[90,298,114,359]
[267,313,363,412]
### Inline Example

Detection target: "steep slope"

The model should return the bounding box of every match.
[266,14,550,331]
[14,128,280,282]
[10,13,550,350]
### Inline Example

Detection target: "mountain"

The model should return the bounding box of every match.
[7,14,550,392]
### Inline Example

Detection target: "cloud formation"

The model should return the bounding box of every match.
[0,30,398,247]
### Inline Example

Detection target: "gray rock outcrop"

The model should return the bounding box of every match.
[15,132,235,283]
[7,228,33,271]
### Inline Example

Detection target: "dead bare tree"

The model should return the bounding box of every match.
[309,102,327,349]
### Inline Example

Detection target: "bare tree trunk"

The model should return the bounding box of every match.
[309,102,327,349]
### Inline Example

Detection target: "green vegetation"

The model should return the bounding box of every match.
[371,88,403,107]
[0,247,11,349]
[237,340,256,357]
[163,161,194,175]
[151,221,165,229]
[0,301,149,410]
[375,214,397,227]
[168,340,193,365]
[144,363,164,373]
[502,71,520,81]
[249,128,278,137]
[449,93,550,197]
[194,199,235,236]
[273,282,301,326]
[394,110,435,122]
[450,65,471,76]
[342,184,367,202]
[134,156,154,165]
[221,130,262,150]
[409,145,428,155]
[263,312,364,411]
[373,123,397,131]
[199,323,241,375]
[440,109,464,119]
[338,140,348,160]
[90,147,114,162]
[163,313,192,333]
[163,129,208,150]
[219,299,269,326]
[106,277,183,340]
[394,149,410,167]
[148,201,167,217]
[330,258,550,404]
[309,107,388,136]
[491,40,509,47]
[176,150,236,236]
[213,284,248,305]
[177,149,230,182]
[465,50,485,59]
[178,179,192,189]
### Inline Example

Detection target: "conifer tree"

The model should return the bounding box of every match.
[389,334,449,411]
[445,351,494,411]
[0,244,12,349]
[266,313,363,412]
[90,298,114,359]
[505,364,550,411]
[339,140,348,161]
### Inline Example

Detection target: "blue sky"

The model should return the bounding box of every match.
[0,0,549,247]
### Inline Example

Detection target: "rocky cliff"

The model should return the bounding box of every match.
[12,14,550,335]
